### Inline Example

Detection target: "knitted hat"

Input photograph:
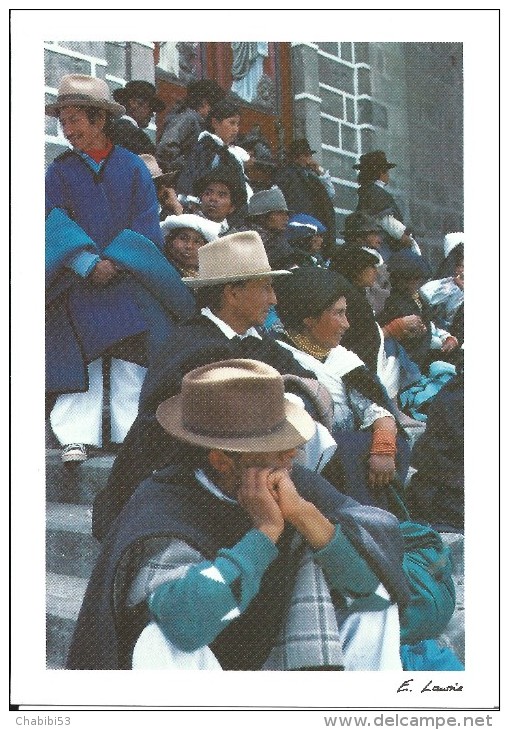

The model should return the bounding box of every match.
[288,213,327,236]
[193,168,246,209]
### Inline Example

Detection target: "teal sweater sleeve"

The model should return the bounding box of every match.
[314,524,380,597]
[148,529,278,652]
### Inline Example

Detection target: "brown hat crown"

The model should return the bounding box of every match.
[156,359,316,451]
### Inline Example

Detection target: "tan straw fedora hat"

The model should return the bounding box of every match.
[45,74,126,118]
[156,359,316,452]
[182,230,290,288]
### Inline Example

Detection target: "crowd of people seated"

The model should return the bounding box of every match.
[45,73,465,672]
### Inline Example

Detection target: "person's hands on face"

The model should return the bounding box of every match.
[90,259,119,286]
[368,454,396,488]
[401,314,426,338]
[237,467,285,544]
[265,468,306,525]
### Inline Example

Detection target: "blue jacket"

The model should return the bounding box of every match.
[45,147,197,394]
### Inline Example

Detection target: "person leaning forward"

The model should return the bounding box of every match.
[67,358,411,670]
[93,230,330,542]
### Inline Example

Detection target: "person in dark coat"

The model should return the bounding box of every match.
[274,138,337,253]
[329,245,386,374]
[174,97,248,206]
[354,150,419,259]
[156,79,225,174]
[111,80,165,155]
[406,370,464,532]
[92,231,320,541]
[272,266,411,512]
[378,250,459,371]
[228,186,305,268]
[340,210,391,315]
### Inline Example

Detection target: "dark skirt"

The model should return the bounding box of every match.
[321,429,411,513]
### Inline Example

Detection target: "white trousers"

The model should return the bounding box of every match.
[335,601,402,671]
[50,358,147,447]
[131,600,402,671]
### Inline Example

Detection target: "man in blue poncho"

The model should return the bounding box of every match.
[45,74,196,463]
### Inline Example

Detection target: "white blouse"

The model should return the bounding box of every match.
[277,340,393,431]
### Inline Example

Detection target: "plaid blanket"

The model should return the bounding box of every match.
[262,536,346,670]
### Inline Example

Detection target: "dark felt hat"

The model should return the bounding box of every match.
[193,168,246,209]
[288,138,316,158]
[330,245,382,281]
[341,211,382,237]
[274,267,351,329]
[352,150,396,171]
[113,80,165,112]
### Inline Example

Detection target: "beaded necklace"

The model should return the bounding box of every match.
[286,330,331,363]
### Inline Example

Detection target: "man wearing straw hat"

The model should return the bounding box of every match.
[68,358,410,670]
[45,74,196,463]
[93,230,336,541]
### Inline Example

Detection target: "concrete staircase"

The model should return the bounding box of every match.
[46,446,113,669]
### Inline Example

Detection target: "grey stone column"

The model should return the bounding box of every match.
[290,43,323,161]
[128,42,156,83]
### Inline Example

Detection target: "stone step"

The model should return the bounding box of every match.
[46,449,116,505]
[46,572,88,669]
[46,502,100,578]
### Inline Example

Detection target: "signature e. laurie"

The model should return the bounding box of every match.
[397,678,464,693]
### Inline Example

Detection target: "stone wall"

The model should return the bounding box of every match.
[290,41,464,255]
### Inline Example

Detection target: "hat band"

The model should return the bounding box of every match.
[54,93,109,105]
[183,416,287,440]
